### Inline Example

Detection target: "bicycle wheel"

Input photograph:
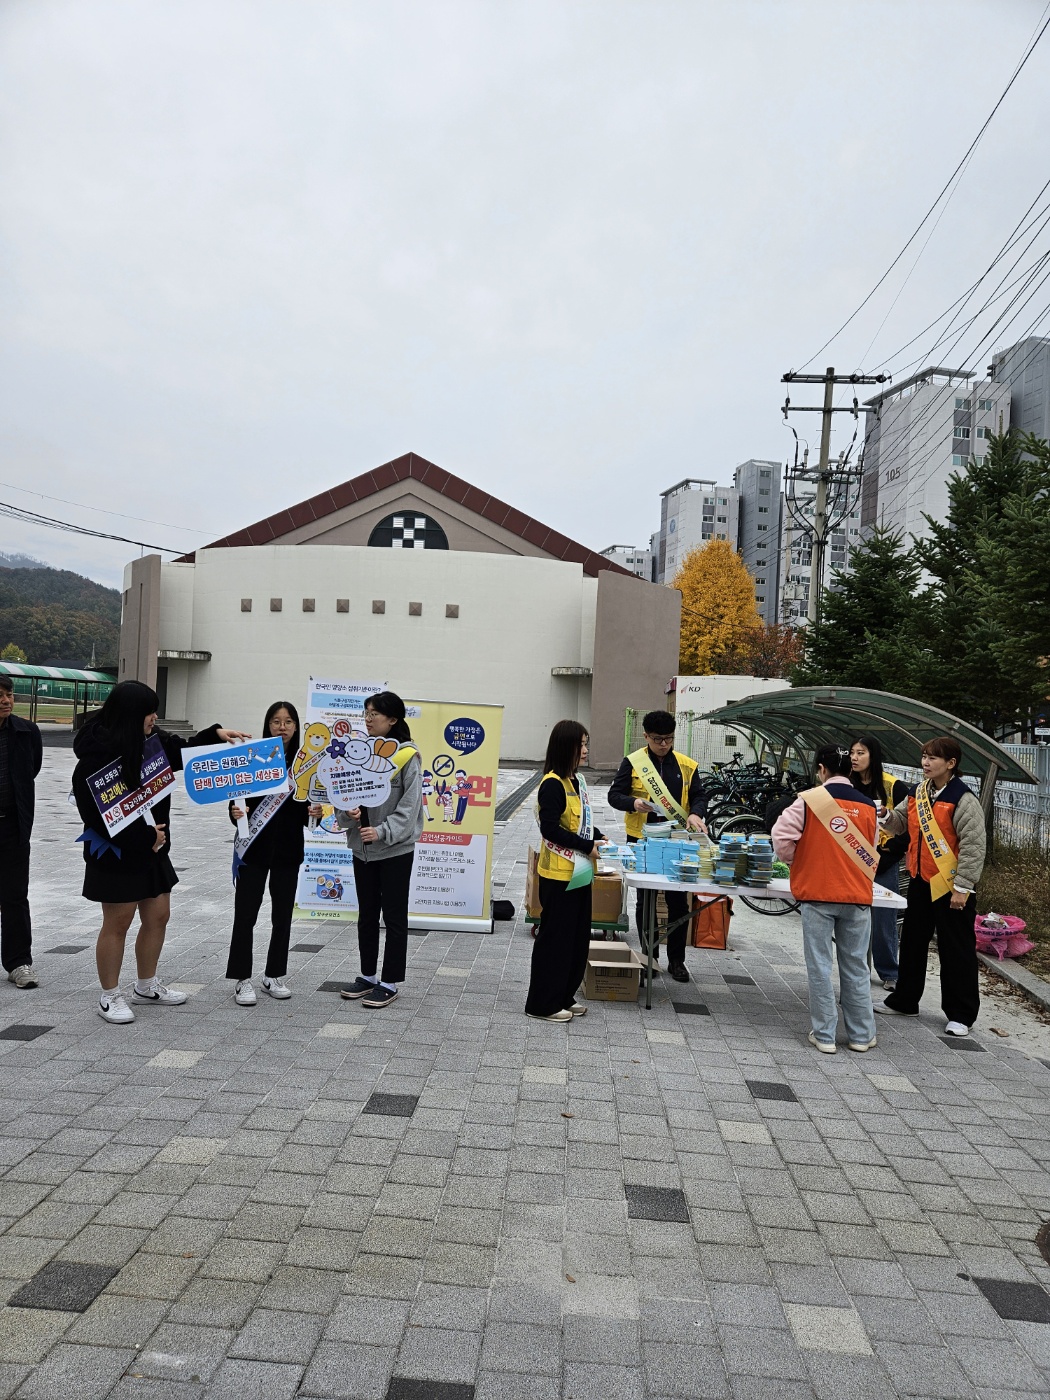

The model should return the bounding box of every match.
[740,893,800,917]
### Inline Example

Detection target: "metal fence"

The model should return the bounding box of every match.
[623,710,1050,851]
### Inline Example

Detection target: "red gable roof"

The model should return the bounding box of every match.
[182,451,633,578]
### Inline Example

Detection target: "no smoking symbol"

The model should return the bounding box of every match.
[432,754,456,777]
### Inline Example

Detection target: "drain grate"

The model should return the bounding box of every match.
[494,770,543,823]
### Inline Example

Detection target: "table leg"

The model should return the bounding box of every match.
[643,888,656,1011]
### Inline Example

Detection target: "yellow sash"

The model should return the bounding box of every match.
[392,744,418,774]
[914,780,958,900]
[800,785,878,881]
[627,747,689,825]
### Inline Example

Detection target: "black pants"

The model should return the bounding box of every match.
[354,851,414,985]
[884,875,979,1026]
[627,835,688,964]
[525,876,592,1016]
[226,861,298,981]
[0,821,32,972]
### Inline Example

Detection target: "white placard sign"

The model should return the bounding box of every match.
[409,832,487,919]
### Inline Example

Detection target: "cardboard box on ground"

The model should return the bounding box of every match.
[584,940,642,1001]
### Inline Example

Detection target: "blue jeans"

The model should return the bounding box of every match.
[871,863,900,982]
[800,901,876,1046]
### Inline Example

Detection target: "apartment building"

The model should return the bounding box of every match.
[860,366,1011,542]
[599,544,654,581]
[733,459,781,624]
[989,335,1050,442]
[654,478,739,584]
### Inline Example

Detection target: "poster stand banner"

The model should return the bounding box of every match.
[292,677,386,923]
[405,699,503,933]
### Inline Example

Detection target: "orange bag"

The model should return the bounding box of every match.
[690,895,732,949]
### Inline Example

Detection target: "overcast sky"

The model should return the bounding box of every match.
[1,0,1047,588]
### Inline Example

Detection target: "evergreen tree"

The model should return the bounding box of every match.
[795,526,924,691]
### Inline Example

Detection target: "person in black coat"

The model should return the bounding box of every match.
[0,676,43,989]
[72,680,248,1024]
[227,700,321,1006]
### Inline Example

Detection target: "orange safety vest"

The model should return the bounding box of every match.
[906,777,965,885]
[789,784,879,906]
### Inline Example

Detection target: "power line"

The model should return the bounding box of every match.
[0,479,203,536]
[797,5,1050,372]
[0,499,187,554]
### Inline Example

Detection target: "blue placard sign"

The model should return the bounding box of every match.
[183,739,289,806]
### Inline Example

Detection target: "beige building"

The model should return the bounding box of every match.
[118,453,681,767]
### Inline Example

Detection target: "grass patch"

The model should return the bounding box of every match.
[979,840,1050,980]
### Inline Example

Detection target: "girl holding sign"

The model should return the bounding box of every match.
[72,681,248,1024]
[525,720,604,1023]
[336,691,423,1009]
[227,701,322,1005]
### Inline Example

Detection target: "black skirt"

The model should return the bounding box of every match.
[82,849,179,904]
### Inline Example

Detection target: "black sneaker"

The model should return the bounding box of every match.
[362,983,399,1008]
[669,962,690,983]
[340,977,378,1000]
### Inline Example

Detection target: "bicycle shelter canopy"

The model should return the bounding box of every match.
[697,685,1036,815]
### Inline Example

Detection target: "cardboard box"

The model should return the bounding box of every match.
[591,870,625,924]
[526,849,624,927]
[584,938,642,1002]
[526,847,542,920]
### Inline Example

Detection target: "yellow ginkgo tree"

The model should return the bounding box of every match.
[672,539,762,675]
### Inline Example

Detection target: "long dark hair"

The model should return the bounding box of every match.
[545,720,588,778]
[851,733,887,803]
[365,691,411,743]
[90,680,160,788]
[263,700,300,756]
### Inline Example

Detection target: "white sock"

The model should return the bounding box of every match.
[362,973,379,984]
[135,976,158,994]
[100,986,119,1001]
[380,981,397,992]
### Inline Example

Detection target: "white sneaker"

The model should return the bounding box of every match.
[945,1020,969,1037]
[8,965,38,989]
[98,993,135,1024]
[568,1002,587,1017]
[808,1030,836,1054]
[132,982,188,1005]
[261,977,291,999]
[848,1037,877,1053]
[235,980,257,1006]
[526,1009,573,1023]
[873,1001,906,1015]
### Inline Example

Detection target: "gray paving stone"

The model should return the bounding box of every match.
[6,1261,118,1312]
[205,1358,304,1399]
[12,1341,133,1399]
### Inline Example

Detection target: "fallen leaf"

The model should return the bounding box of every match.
[561,1112,574,1119]
[989,1027,1010,1037]
[565,1273,576,1283]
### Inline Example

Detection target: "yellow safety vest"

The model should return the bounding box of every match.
[624,749,699,839]
[536,772,589,882]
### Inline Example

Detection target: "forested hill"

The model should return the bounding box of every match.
[0,566,120,668]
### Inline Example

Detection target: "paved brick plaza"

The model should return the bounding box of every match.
[1,751,1050,1398]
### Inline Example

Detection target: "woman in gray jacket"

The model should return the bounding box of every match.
[337,692,424,1008]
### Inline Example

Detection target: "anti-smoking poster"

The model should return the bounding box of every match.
[292,677,385,922]
[405,699,503,933]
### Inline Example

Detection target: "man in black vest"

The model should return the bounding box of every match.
[0,676,42,988]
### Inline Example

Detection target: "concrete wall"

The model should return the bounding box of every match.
[118,555,161,688]
[589,572,681,770]
[154,546,607,759]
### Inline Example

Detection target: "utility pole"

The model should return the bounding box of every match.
[781,366,889,626]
